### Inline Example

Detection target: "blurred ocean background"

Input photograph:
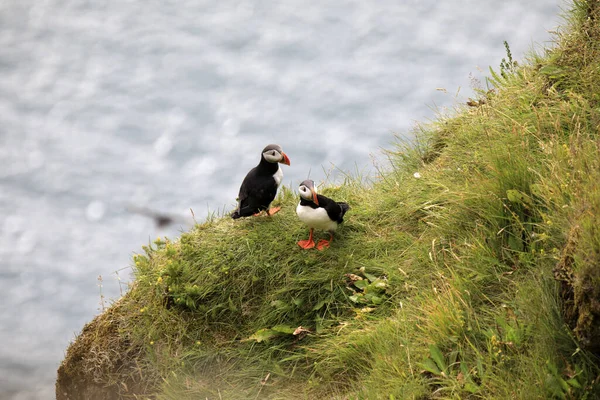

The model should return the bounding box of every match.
[0,0,561,398]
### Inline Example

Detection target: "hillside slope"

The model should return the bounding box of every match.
[57,1,600,398]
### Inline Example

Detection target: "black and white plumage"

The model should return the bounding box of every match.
[231,144,291,219]
[296,179,349,250]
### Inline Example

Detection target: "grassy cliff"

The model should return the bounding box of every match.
[57,1,600,398]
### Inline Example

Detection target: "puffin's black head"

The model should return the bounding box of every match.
[299,179,319,205]
[262,144,290,165]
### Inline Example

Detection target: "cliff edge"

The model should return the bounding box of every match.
[58,1,600,398]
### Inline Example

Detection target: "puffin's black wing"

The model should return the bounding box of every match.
[232,168,278,218]
[317,194,350,223]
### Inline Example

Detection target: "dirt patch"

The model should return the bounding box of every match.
[56,297,154,399]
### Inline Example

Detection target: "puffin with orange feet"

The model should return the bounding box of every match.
[296,179,349,250]
[231,144,290,219]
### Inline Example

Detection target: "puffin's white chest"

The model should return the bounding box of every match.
[296,203,338,232]
[273,166,283,186]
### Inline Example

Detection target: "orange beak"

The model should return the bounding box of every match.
[311,188,319,205]
[280,152,291,166]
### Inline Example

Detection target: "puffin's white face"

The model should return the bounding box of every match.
[261,144,290,166]
[298,184,313,201]
[298,179,319,205]
[262,148,284,163]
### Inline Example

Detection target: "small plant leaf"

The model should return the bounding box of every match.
[420,358,441,375]
[372,280,388,289]
[539,65,566,78]
[429,344,446,372]
[292,298,304,307]
[363,271,379,282]
[448,350,459,367]
[271,300,288,309]
[559,377,570,392]
[476,357,484,377]
[367,294,384,305]
[271,325,295,334]
[567,378,582,389]
[247,329,280,343]
[506,189,524,204]
[348,295,361,303]
[315,319,323,333]
[354,280,369,290]
[227,296,237,311]
[465,382,480,393]
[312,300,328,310]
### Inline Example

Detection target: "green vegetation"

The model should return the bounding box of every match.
[57,1,600,398]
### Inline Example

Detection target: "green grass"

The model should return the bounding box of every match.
[58,1,600,399]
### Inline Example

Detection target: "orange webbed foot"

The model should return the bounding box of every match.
[298,239,315,249]
[298,228,315,249]
[266,206,281,216]
[316,239,330,251]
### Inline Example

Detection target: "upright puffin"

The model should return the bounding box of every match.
[231,144,291,219]
[296,179,350,250]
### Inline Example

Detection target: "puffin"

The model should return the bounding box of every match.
[296,179,350,250]
[231,144,291,219]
